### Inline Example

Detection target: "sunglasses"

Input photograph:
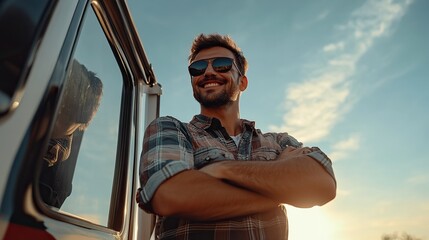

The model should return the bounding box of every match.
[188,57,243,77]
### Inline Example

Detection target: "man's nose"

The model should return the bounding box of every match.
[204,62,216,76]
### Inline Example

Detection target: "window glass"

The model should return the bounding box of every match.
[38,5,123,227]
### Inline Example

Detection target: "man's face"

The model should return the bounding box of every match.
[190,47,243,108]
[51,108,82,139]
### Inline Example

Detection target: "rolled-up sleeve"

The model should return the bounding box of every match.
[273,132,336,181]
[307,147,335,180]
[137,116,194,213]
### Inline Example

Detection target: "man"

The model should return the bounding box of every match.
[39,59,103,208]
[137,33,336,239]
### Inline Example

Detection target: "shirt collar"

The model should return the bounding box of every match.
[191,114,257,135]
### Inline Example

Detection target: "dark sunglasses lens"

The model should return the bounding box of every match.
[212,57,233,73]
[188,60,208,76]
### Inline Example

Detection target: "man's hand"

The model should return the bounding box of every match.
[198,146,336,208]
[278,146,313,160]
[200,146,314,179]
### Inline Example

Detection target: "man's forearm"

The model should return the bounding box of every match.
[151,169,279,221]
[203,156,336,208]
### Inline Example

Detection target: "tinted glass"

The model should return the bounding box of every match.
[38,5,123,226]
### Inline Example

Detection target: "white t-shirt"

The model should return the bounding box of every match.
[230,134,242,146]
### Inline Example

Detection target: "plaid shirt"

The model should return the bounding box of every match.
[138,115,335,240]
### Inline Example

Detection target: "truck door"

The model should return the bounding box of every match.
[0,0,160,239]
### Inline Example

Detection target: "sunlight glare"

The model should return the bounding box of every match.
[287,206,339,240]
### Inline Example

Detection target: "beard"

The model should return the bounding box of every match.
[193,89,231,108]
[193,76,241,108]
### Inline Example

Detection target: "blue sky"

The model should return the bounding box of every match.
[127,0,429,239]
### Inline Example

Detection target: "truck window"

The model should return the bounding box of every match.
[37,4,124,227]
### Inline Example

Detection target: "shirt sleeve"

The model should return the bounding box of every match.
[275,132,336,181]
[137,116,194,213]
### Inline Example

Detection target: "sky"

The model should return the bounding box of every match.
[126,0,429,239]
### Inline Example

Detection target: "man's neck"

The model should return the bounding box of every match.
[200,105,242,136]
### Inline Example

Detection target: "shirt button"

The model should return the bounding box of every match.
[205,157,211,161]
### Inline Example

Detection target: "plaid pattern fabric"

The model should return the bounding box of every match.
[43,135,73,167]
[138,114,335,240]
[154,206,288,240]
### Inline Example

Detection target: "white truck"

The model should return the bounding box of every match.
[0,0,159,239]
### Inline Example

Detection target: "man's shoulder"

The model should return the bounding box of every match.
[258,130,302,148]
[155,115,184,123]
[148,116,190,133]
[150,116,189,126]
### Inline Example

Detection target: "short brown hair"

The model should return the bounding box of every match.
[188,33,248,75]
[60,59,103,131]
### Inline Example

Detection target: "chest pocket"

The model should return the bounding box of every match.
[251,147,280,161]
[193,147,234,169]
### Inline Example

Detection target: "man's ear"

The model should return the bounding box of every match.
[239,76,248,91]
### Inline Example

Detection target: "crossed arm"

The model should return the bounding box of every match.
[145,147,336,221]
[200,146,336,208]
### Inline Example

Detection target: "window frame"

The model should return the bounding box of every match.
[0,0,158,237]
[31,0,137,233]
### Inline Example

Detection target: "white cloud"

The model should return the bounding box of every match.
[407,174,429,184]
[270,0,413,143]
[317,10,330,21]
[323,42,345,52]
[329,135,360,161]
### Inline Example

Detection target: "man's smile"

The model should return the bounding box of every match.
[197,80,226,89]
[203,82,221,88]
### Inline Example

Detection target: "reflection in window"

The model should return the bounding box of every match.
[39,59,103,207]
[38,5,123,227]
